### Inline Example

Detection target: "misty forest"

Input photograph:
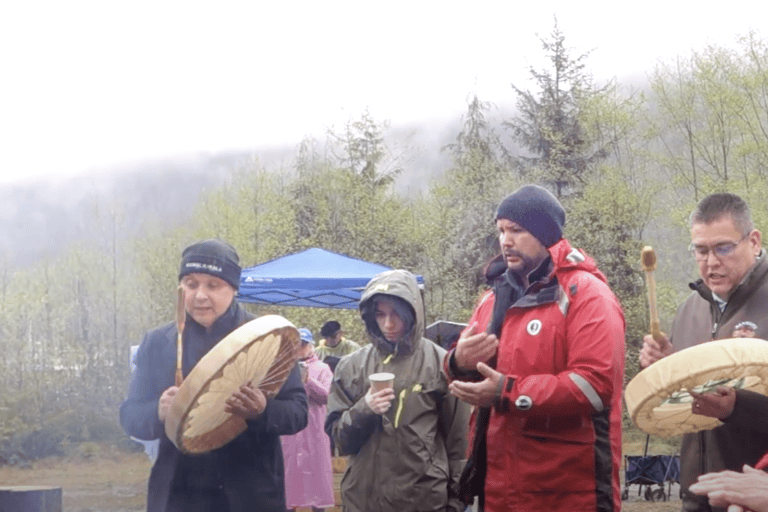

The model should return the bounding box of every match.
[3,24,768,462]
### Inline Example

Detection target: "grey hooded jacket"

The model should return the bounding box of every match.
[325,269,470,512]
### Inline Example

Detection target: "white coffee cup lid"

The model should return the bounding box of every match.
[369,372,395,382]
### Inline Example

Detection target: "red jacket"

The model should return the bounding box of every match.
[446,239,625,512]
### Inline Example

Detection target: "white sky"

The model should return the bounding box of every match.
[0,0,763,185]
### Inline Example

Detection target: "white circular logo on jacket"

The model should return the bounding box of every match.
[515,395,533,410]
[527,320,542,335]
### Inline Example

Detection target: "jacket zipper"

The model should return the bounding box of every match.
[394,389,407,428]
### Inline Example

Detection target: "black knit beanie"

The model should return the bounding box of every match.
[178,239,242,291]
[320,321,341,338]
[495,184,565,248]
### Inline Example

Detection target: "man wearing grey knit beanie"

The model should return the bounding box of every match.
[445,184,626,512]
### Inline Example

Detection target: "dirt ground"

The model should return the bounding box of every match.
[622,492,680,512]
[0,433,685,512]
[0,445,151,512]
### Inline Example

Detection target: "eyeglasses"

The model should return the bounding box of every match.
[688,233,750,261]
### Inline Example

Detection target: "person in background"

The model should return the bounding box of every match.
[639,193,768,512]
[445,185,626,511]
[120,239,308,512]
[325,269,470,512]
[129,344,160,464]
[316,320,361,373]
[281,328,334,512]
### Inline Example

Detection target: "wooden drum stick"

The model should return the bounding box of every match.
[641,246,663,342]
[175,285,186,386]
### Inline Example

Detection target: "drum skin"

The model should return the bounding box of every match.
[165,315,300,454]
[625,338,768,437]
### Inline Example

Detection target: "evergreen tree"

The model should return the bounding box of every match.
[328,109,403,188]
[505,19,615,198]
[418,95,520,321]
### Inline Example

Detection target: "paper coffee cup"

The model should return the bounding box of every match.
[369,372,395,392]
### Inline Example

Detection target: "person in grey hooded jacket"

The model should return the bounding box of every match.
[325,269,470,512]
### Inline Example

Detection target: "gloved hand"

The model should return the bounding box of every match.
[364,387,396,415]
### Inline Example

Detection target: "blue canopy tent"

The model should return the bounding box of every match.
[238,248,424,309]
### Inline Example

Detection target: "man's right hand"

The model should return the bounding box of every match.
[158,386,179,423]
[639,333,673,368]
[454,322,499,372]
[364,387,396,415]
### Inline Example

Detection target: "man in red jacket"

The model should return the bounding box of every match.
[446,184,626,512]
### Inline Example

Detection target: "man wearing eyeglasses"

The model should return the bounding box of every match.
[639,192,768,512]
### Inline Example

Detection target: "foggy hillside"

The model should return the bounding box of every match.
[0,116,464,269]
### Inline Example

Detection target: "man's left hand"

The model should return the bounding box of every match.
[225,382,267,420]
[448,362,503,407]
[690,386,736,420]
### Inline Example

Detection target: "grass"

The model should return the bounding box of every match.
[622,426,681,457]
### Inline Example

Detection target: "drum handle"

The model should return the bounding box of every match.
[175,285,185,386]
[641,246,663,342]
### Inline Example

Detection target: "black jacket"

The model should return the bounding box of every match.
[120,301,308,512]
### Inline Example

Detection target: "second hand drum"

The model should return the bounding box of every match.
[625,337,768,437]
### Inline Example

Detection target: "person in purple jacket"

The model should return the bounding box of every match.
[281,328,335,512]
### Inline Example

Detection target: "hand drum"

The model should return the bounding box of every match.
[165,315,300,454]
